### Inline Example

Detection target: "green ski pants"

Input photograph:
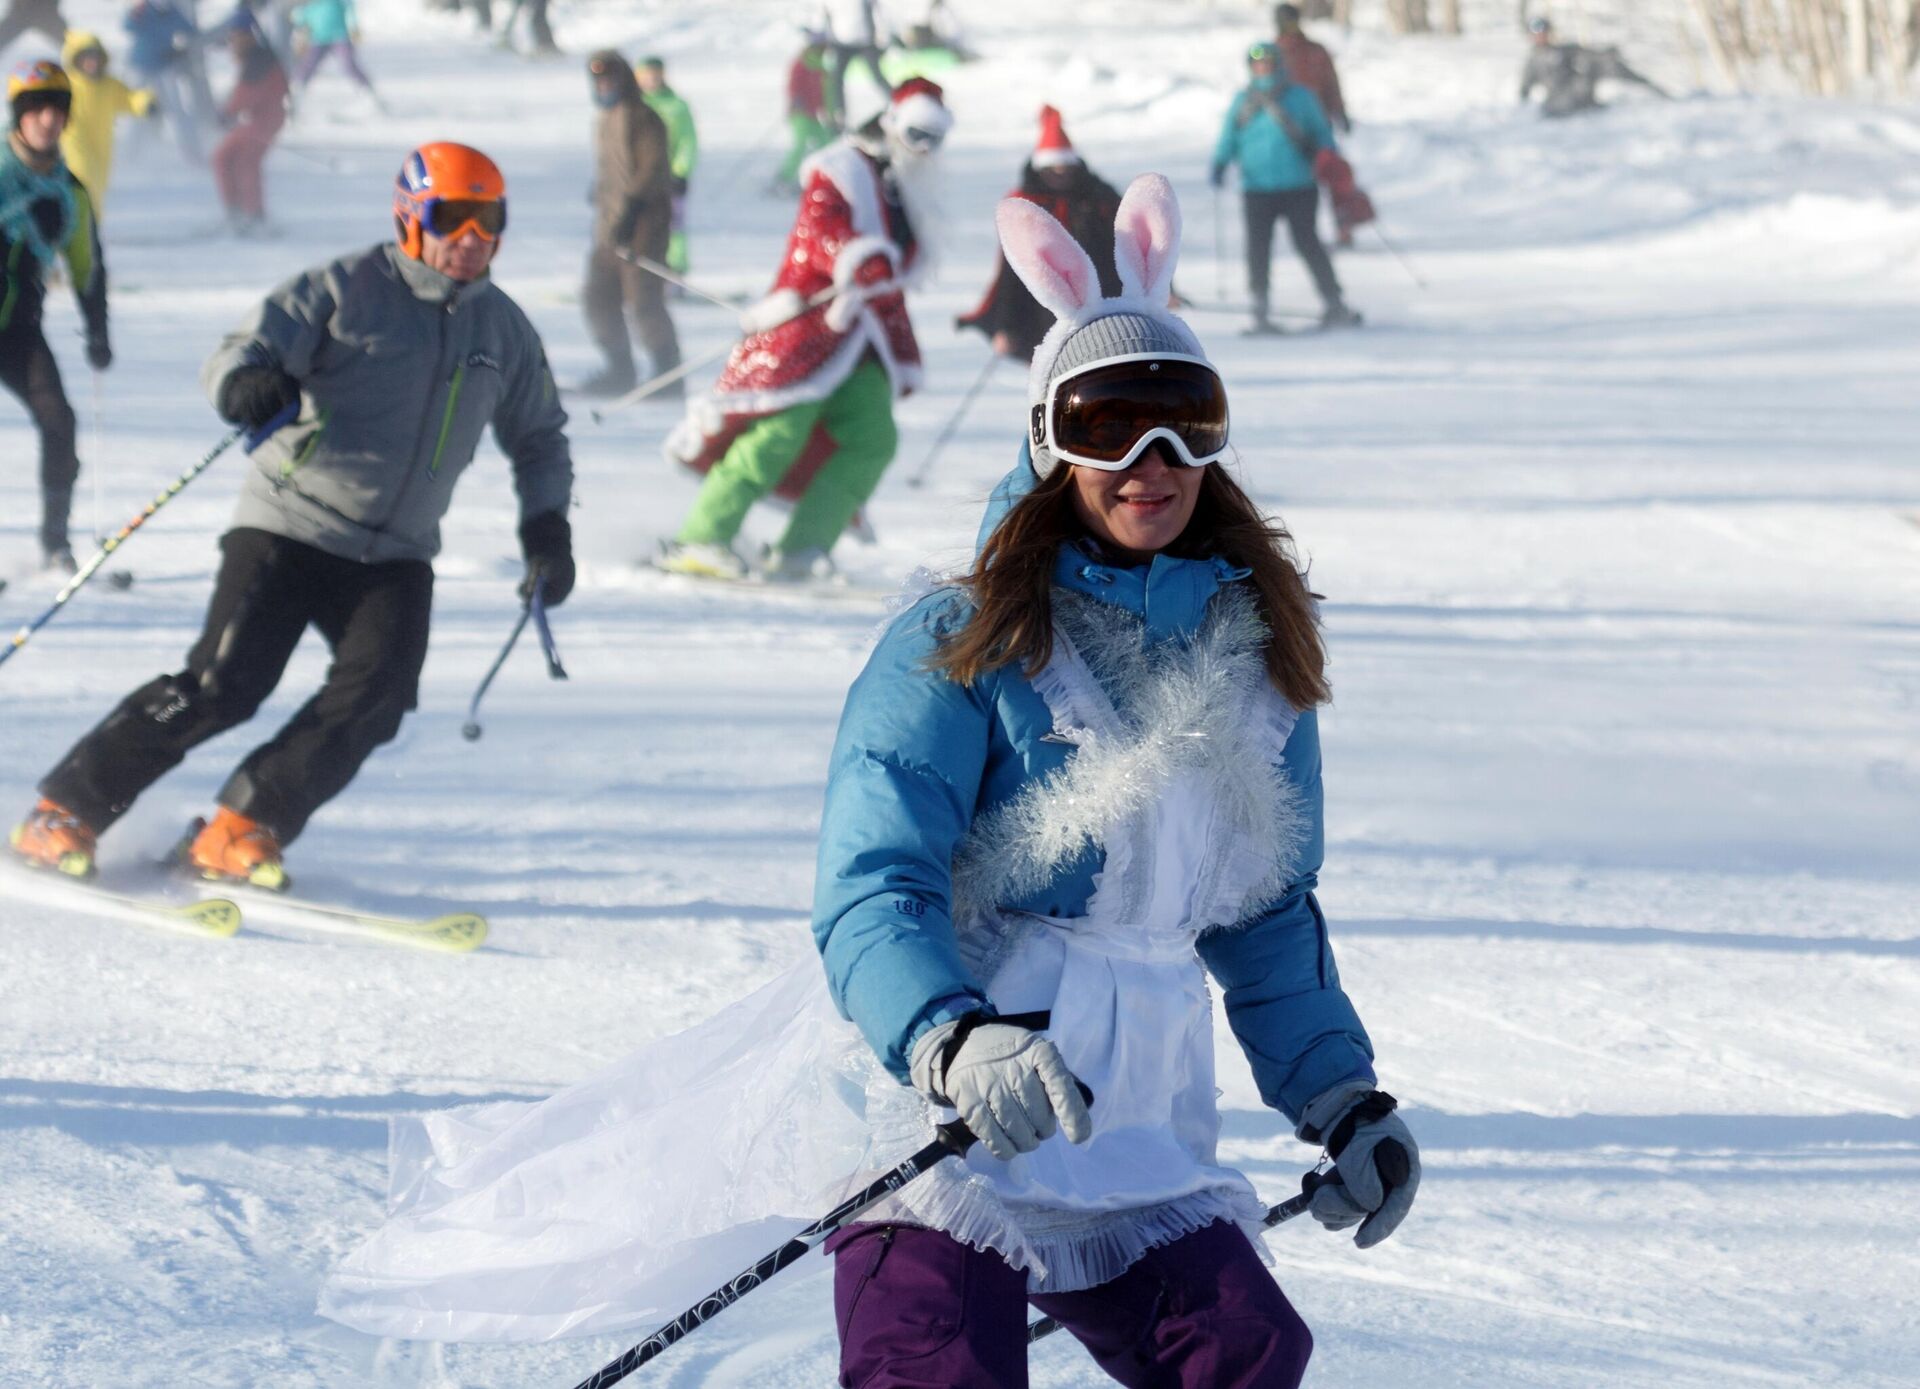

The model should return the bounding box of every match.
[676,356,897,555]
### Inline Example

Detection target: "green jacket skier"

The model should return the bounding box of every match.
[636,56,696,275]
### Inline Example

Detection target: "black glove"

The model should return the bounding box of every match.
[518,509,575,607]
[1208,162,1227,189]
[86,335,113,370]
[670,174,689,197]
[217,365,301,430]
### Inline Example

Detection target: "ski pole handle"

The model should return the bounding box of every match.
[0,426,244,672]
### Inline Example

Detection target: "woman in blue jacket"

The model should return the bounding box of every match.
[812,175,1416,1387]
[319,176,1418,1389]
[1211,41,1358,333]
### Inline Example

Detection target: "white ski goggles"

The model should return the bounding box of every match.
[1032,353,1231,471]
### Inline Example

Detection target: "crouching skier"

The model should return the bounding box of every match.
[315,179,1416,1389]
[10,141,573,888]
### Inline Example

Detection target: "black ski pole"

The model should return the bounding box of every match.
[1026,1166,1338,1346]
[0,418,269,672]
[461,576,556,742]
[566,1118,981,1389]
[1370,220,1429,290]
[906,353,997,490]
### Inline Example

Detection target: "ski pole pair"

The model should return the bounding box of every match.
[565,1107,1326,1388]
[460,576,567,742]
[0,405,295,674]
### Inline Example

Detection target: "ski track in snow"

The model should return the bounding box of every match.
[3,1,1917,1385]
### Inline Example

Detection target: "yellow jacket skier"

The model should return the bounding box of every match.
[59,31,153,213]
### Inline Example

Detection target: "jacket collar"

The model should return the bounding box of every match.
[385,242,491,310]
[1053,539,1250,642]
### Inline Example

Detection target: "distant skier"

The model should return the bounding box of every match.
[818,0,893,129]
[290,0,383,110]
[957,105,1121,363]
[210,12,287,235]
[577,48,679,398]
[778,33,833,193]
[58,31,155,216]
[0,59,111,575]
[658,78,951,581]
[1520,16,1667,118]
[8,143,574,889]
[635,55,695,277]
[1211,41,1358,333]
[124,0,206,163]
[1273,3,1348,133]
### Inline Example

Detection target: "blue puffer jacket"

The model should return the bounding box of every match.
[812,461,1376,1125]
[123,1,196,75]
[1212,79,1335,193]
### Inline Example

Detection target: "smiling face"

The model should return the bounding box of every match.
[1068,443,1205,563]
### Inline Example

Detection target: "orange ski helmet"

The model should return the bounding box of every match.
[393,142,508,260]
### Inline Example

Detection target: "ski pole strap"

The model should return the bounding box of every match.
[529,580,568,681]
[244,400,300,453]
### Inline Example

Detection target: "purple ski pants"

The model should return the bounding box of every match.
[827,1219,1312,1388]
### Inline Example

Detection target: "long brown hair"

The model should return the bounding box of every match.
[929,462,1331,709]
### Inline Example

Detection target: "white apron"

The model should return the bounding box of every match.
[320,588,1308,1341]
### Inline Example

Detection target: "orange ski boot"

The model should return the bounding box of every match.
[188,807,288,891]
[9,798,99,878]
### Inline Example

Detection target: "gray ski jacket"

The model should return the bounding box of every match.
[203,242,572,564]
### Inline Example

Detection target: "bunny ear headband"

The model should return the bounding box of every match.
[993,173,1208,409]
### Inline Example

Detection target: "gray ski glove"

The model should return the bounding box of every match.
[911,1011,1093,1162]
[1298,1081,1421,1249]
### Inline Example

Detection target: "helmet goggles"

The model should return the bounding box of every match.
[1034,353,1231,471]
[423,196,507,242]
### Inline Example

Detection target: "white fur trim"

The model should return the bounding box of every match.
[736,288,806,336]
[798,141,888,240]
[882,91,953,140]
[1030,148,1081,169]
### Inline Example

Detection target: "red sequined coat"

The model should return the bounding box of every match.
[666,139,923,494]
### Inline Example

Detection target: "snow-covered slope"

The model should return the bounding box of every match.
[2,1,1917,1385]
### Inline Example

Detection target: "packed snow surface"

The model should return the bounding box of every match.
[3,1,1918,1385]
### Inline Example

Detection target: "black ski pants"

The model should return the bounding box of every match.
[1243,186,1343,311]
[41,527,433,843]
[1,322,79,553]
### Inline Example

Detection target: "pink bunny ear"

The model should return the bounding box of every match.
[996,197,1101,320]
[1112,174,1182,303]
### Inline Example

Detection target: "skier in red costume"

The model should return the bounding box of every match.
[658,78,951,582]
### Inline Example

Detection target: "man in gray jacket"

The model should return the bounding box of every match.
[1520,16,1666,118]
[10,141,573,889]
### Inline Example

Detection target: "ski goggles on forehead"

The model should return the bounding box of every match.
[1035,353,1231,471]
[424,197,507,242]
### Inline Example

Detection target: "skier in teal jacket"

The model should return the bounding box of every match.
[1210,41,1356,332]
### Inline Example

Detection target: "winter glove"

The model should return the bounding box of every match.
[1298,1082,1420,1249]
[86,334,113,371]
[518,509,575,608]
[217,365,301,430]
[1208,162,1227,189]
[670,174,689,197]
[911,1011,1093,1162]
[824,250,899,333]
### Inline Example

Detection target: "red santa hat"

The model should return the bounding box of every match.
[879,76,953,149]
[1031,105,1081,170]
